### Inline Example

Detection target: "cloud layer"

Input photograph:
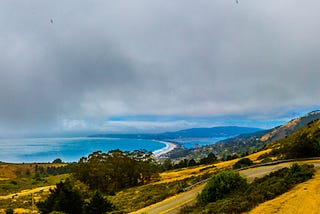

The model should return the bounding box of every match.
[1,1,320,136]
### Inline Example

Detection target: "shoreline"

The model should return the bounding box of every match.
[153,141,177,157]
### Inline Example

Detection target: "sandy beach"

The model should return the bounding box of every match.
[153,141,177,157]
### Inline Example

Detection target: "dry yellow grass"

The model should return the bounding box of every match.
[156,149,271,184]
[249,169,320,214]
[0,208,36,214]
[0,163,66,180]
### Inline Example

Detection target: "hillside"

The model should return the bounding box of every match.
[260,110,320,143]
[167,110,320,159]
[259,119,320,160]
[249,169,320,214]
[90,126,262,140]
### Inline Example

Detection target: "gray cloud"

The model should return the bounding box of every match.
[0,0,320,136]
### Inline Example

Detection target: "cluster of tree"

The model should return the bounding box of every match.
[222,153,240,161]
[278,132,320,159]
[37,179,116,214]
[52,158,63,163]
[232,158,253,169]
[160,152,217,171]
[181,163,314,214]
[71,149,159,193]
[35,164,72,176]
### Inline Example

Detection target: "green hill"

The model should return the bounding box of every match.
[262,119,320,160]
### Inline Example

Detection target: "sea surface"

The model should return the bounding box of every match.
[0,137,166,163]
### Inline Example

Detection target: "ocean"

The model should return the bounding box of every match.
[0,137,166,163]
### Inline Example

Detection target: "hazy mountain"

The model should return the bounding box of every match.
[167,110,320,159]
[90,126,262,140]
[259,110,320,143]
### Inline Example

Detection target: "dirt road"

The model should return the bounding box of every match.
[0,185,55,200]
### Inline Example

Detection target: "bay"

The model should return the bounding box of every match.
[174,137,230,149]
[0,137,166,163]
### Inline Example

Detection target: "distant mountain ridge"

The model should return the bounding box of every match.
[259,110,320,143]
[166,110,320,159]
[90,126,262,140]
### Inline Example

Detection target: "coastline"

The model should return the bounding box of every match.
[153,141,177,157]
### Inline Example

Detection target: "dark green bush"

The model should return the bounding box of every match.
[232,158,253,169]
[197,170,247,205]
[83,191,116,214]
[37,180,84,214]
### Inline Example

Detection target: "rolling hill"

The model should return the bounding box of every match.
[261,118,320,160]
[167,110,320,159]
[90,126,262,140]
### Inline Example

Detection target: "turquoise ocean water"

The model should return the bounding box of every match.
[0,137,166,163]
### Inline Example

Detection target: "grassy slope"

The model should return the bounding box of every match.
[250,169,320,214]
[259,119,320,161]
[0,163,66,180]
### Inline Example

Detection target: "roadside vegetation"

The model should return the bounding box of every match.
[181,163,315,214]
[232,157,253,169]
[109,172,214,212]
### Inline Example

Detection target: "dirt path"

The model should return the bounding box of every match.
[0,185,55,200]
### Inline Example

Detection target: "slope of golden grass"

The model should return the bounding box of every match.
[156,149,271,184]
[0,208,36,214]
[0,163,66,180]
[249,169,320,214]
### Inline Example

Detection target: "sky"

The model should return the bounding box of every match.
[1,0,320,137]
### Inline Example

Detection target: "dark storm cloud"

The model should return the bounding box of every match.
[0,0,320,136]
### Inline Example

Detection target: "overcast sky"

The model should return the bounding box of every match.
[1,0,320,137]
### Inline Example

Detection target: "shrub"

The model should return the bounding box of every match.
[233,158,253,169]
[83,191,116,214]
[5,209,14,214]
[37,180,84,214]
[197,170,247,205]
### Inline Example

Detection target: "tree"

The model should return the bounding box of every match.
[83,191,116,214]
[53,158,63,164]
[162,158,173,171]
[37,180,84,214]
[233,158,253,169]
[174,159,188,168]
[197,170,247,205]
[285,133,320,158]
[5,209,13,214]
[188,159,197,167]
[71,149,159,193]
[200,152,217,164]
